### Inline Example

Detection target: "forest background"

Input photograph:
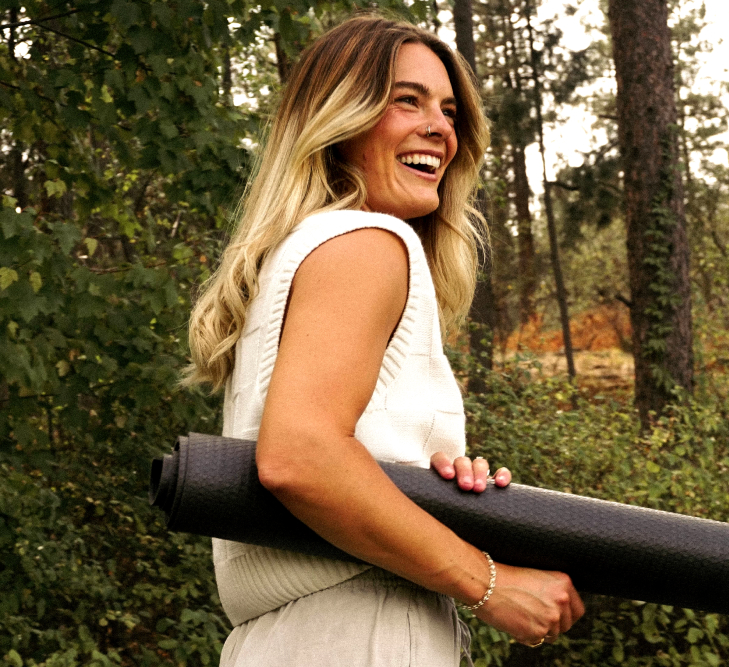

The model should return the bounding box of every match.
[1,0,728,665]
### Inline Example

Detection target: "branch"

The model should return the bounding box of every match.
[33,22,116,59]
[0,9,82,30]
[88,261,168,274]
[549,180,580,192]
[710,229,728,258]
[614,293,633,309]
[0,79,57,104]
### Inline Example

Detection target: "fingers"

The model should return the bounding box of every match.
[471,456,491,491]
[479,565,583,647]
[548,575,585,640]
[492,466,511,488]
[452,456,477,491]
[569,583,586,627]
[429,451,455,480]
[454,455,492,491]
[430,453,510,493]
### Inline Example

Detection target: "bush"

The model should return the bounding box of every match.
[455,354,729,666]
[1,205,228,665]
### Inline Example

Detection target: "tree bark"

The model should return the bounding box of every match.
[10,143,28,209]
[512,142,537,325]
[273,32,291,84]
[453,0,476,77]
[608,0,693,426]
[222,43,233,104]
[453,0,496,380]
[525,1,575,379]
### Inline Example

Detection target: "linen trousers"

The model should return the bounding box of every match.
[219,568,474,667]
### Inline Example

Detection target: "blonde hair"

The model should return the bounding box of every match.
[186,15,490,390]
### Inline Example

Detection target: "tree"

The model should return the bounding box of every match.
[525,0,575,379]
[453,0,498,378]
[607,0,693,426]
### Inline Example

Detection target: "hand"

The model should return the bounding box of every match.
[475,563,585,646]
[430,452,511,492]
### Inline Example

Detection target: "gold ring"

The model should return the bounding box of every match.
[527,637,545,648]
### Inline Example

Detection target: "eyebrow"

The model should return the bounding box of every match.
[393,81,457,107]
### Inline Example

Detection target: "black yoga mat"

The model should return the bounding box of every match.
[149,433,729,614]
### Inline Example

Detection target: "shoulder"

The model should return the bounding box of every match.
[293,224,408,303]
[284,209,416,295]
[293,209,422,253]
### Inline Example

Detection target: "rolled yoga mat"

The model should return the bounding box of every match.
[149,433,729,614]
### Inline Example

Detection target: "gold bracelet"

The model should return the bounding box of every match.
[461,551,496,611]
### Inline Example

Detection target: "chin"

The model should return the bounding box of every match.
[393,196,440,220]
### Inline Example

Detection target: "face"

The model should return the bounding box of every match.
[340,42,458,220]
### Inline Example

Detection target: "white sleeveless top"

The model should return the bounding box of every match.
[213,210,466,625]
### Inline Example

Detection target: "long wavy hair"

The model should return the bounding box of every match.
[185,15,490,390]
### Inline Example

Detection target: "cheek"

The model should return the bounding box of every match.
[448,135,458,163]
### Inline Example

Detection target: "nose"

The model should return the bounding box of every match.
[423,106,455,140]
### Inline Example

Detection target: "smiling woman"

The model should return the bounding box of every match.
[184,14,584,667]
[340,43,459,219]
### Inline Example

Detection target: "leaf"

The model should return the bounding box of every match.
[646,460,661,474]
[5,649,23,667]
[85,238,99,257]
[687,626,704,643]
[43,179,68,198]
[172,243,194,262]
[101,84,114,104]
[56,360,71,378]
[29,271,42,293]
[0,267,19,290]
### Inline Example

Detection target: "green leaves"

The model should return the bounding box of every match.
[0,267,19,291]
[458,352,729,666]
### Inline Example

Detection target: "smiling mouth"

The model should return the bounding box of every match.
[397,153,441,175]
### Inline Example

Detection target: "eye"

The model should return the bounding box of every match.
[395,95,418,106]
[442,107,457,121]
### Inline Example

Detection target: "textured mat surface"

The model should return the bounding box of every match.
[149,433,729,614]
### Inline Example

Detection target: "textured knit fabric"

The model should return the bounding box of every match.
[219,568,471,667]
[213,209,467,626]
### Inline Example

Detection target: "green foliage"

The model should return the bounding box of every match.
[0,1,439,663]
[452,353,729,666]
[0,198,227,663]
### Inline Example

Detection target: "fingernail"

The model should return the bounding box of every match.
[474,479,485,491]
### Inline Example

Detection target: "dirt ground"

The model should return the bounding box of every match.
[494,306,635,392]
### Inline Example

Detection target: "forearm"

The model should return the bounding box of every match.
[256,428,490,605]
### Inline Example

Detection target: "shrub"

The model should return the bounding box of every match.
[455,354,729,666]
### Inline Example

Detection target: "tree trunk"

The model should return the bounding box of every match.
[222,43,233,104]
[273,32,291,84]
[10,143,28,209]
[608,0,693,426]
[512,143,537,325]
[525,1,575,379]
[453,0,496,379]
[453,0,476,77]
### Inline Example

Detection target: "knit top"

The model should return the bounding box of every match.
[213,209,467,626]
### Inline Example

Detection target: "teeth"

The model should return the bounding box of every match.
[398,154,441,169]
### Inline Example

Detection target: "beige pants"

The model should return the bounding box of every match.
[219,568,472,667]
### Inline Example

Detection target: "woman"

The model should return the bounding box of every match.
[187,15,584,666]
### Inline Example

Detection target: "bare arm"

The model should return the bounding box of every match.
[256,227,583,644]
